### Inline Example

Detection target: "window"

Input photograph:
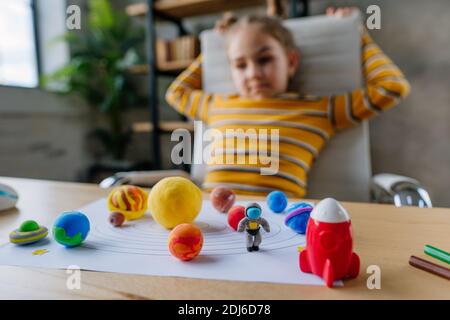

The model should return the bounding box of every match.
[0,0,39,88]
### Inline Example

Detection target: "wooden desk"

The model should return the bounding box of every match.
[0,177,449,299]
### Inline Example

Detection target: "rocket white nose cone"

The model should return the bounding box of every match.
[310,198,350,223]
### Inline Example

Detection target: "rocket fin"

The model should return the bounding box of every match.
[323,259,335,288]
[299,250,311,273]
[348,252,360,278]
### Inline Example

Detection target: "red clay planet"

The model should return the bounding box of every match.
[227,205,246,231]
[210,186,236,213]
[109,211,125,227]
[168,223,203,261]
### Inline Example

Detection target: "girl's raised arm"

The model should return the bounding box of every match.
[165,54,216,122]
[327,28,411,130]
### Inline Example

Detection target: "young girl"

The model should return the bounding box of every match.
[165,7,410,198]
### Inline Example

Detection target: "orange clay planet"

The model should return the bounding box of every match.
[107,185,148,221]
[168,223,203,261]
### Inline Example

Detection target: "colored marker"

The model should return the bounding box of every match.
[409,255,450,280]
[424,245,450,265]
[409,256,450,280]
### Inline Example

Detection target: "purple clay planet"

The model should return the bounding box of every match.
[284,202,313,234]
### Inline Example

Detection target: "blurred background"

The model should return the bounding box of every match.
[0,0,449,206]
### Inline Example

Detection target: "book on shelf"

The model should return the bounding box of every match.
[157,36,200,68]
[156,39,170,64]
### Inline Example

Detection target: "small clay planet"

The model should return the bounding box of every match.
[107,185,148,221]
[53,211,90,248]
[267,190,288,213]
[284,202,313,234]
[109,211,125,227]
[9,220,48,245]
[168,223,203,261]
[149,177,202,229]
[210,186,236,213]
[227,205,246,231]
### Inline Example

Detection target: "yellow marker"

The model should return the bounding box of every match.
[32,249,49,255]
[297,245,304,252]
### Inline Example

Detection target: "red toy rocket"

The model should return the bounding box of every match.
[299,198,360,287]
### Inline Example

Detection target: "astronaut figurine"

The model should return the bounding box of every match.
[237,203,270,252]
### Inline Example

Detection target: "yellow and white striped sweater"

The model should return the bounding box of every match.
[165,31,410,197]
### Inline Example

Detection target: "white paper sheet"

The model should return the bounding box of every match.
[0,198,342,286]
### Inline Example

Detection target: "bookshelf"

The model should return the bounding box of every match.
[127,0,310,170]
[132,121,194,133]
[128,60,194,75]
[127,0,266,18]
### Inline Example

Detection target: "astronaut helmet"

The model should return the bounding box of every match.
[245,203,262,220]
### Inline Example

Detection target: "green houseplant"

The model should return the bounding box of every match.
[43,0,145,160]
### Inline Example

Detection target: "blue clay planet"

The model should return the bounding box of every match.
[284,202,313,234]
[53,211,90,247]
[266,191,288,213]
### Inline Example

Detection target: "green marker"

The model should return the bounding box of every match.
[424,245,450,265]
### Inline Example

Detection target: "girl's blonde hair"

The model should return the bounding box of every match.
[217,13,296,53]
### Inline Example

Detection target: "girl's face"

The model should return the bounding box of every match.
[227,24,299,99]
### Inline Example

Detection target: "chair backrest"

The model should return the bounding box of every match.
[191,12,371,202]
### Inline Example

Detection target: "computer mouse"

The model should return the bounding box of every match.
[0,183,18,211]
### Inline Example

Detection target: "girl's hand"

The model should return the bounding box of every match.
[327,6,365,35]
[214,11,237,35]
[326,6,358,17]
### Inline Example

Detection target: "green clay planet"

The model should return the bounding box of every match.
[9,220,48,245]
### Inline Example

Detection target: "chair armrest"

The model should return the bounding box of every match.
[99,170,191,188]
[370,173,432,208]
